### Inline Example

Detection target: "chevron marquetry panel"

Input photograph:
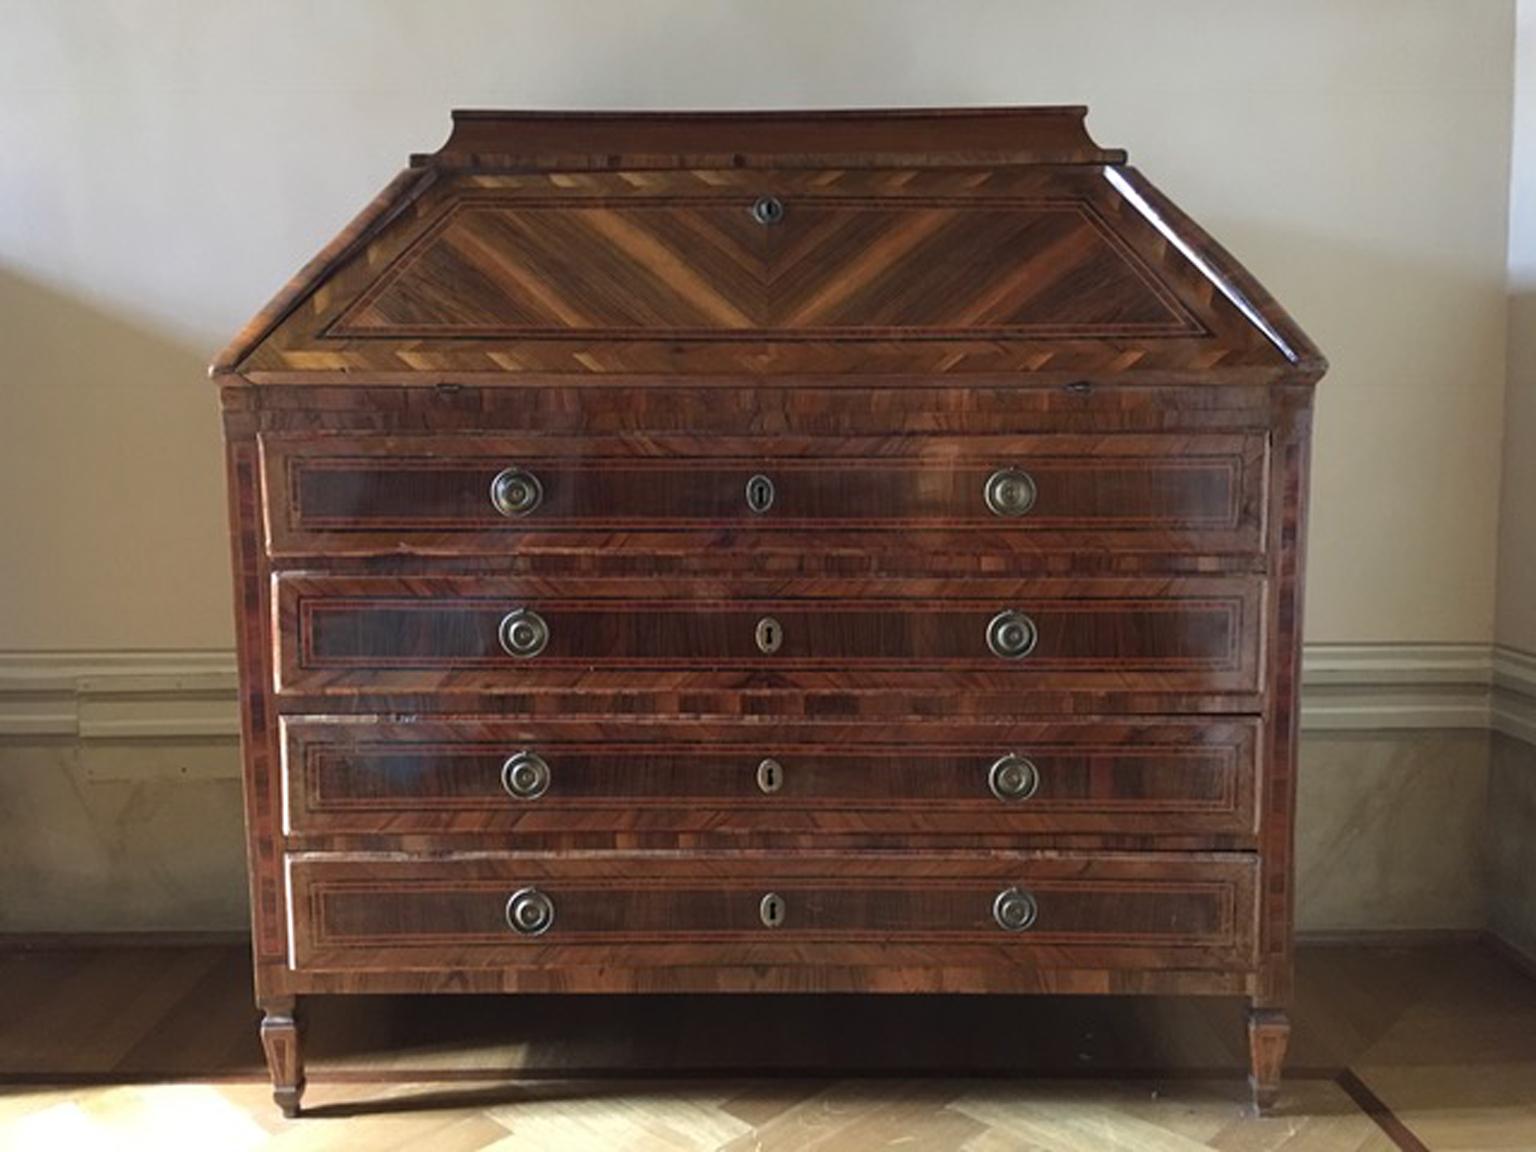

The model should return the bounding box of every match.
[329,199,1203,340]
[237,168,1293,377]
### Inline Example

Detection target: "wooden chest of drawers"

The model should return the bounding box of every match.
[213,108,1324,1118]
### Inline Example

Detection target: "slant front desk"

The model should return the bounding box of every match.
[211,107,1326,1117]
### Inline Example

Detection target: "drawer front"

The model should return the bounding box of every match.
[287,852,1259,972]
[263,433,1266,557]
[281,717,1260,839]
[273,576,1263,697]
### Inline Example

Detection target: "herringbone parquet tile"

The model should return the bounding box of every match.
[0,1078,1397,1152]
[2,942,1535,1150]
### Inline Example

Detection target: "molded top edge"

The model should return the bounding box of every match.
[412,106,1128,169]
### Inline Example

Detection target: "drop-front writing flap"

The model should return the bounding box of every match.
[214,108,1323,381]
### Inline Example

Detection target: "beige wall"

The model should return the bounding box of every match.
[1501,0,1536,654]
[1490,1,1536,962]
[0,0,1518,650]
[0,2,1526,937]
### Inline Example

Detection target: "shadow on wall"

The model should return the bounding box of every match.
[1489,733,1536,959]
[1492,292,1536,960]
[0,266,248,932]
[0,264,233,652]
[1499,290,1536,651]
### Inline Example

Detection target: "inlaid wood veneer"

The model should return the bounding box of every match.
[264,433,1267,557]
[214,108,1324,1117]
[279,716,1261,843]
[272,575,1262,697]
[286,852,1259,975]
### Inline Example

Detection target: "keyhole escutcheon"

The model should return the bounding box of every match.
[751,195,785,225]
[746,473,775,514]
[755,616,783,655]
[756,757,784,794]
[760,892,786,928]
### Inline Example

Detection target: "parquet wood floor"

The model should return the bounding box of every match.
[1,942,1532,1150]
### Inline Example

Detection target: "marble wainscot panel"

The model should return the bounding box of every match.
[1296,731,1490,934]
[1489,732,1536,960]
[0,737,248,933]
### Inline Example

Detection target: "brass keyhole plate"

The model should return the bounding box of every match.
[760,892,786,927]
[756,757,784,794]
[755,616,783,654]
[751,195,785,224]
[746,473,775,514]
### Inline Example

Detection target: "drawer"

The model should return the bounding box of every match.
[286,852,1259,972]
[262,433,1267,557]
[272,575,1263,697]
[281,716,1261,840]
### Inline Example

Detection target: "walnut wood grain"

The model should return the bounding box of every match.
[224,433,285,966]
[420,106,1130,169]
[328,199,1204,340]
[286,851,1259,974]
[273,574,1262,697]
[258,996,304,1118]
[232,381,1285,420]
[264,432,1265,559]
[225,159,1321,381]
[214,108,1323,1117]
[271,964,1258,997]
[1248,1007,1291,1113]
[1255,390,1312,1017]
[280,715,1260,842]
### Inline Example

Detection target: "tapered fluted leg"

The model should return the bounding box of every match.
[1247,1006,1290,1112]
[260,996,306,1118]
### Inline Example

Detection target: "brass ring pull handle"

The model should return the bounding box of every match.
[988,754,1039,801]
[490,467,543,517]
[985,469,1037,517]
[498,608,549,658]
[986,610,1037,660]
[751,195,785,224]
[992,887,1038,932]
[501,751,551,800]
[506,888,555,935]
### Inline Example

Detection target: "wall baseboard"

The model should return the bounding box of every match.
[1300,643,1492,731]
[1482,929,1536,982]
[1300,642,1536,742]
[1294,928,1485,948]
[1492,645,1536,746]
[0,649,238,741]
[0,930,251,951]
